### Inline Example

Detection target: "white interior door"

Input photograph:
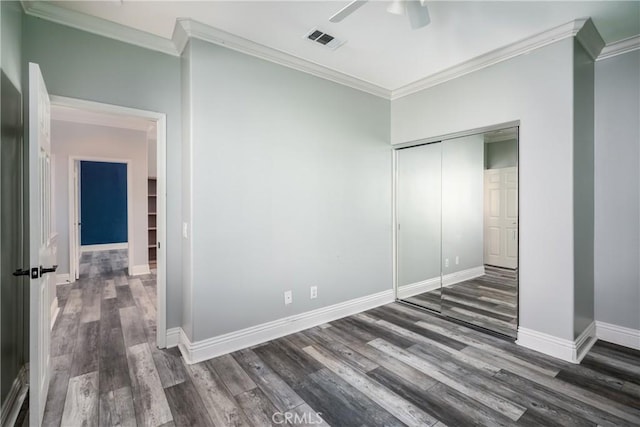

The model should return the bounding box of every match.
[28,62,55,426]
[74,161,81,279]
[484,167,518,269]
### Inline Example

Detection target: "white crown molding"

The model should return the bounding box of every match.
[52,105,153,132]
[597,35,640,61]
[596,321,640,350]
[516,321,596,363]
[21,0,179,56]
[172,19,391,99]
[177,289,394,364]
[391,18,590,100]
[575,18,605,60]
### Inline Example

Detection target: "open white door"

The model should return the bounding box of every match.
[28,62,55,426]
[71,160,81,280]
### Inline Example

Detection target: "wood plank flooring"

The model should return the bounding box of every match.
[44,251,640,426]
[406,265,518,337]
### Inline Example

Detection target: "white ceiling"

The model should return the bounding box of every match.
[47,1,640,90]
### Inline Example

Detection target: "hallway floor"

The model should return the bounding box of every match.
[43,251,640,426]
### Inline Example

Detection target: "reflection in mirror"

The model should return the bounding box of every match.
[441,128,518,338]
[396,143,442,312]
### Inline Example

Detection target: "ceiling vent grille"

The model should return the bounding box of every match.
[304,28,345,50]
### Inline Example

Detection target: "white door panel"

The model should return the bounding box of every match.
[484,167,517,269]
[28,62,54,426]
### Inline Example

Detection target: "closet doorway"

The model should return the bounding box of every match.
[394,124,519,338]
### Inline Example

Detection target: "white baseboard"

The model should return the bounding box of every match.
[177,289,395,364]
[0,365,27,427]
[596,321,640,350]
[516,321,596,363]
[397,277,441,299]
[166,327,181,348]
[397,266,485,299]
[442,265,485,286]
[129,264,151,276]
[50,297,60,330]
[56,273,71,285]
[81,242,128,252]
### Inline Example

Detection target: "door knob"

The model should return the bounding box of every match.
[13,269,30,277]
[39,265,58,276]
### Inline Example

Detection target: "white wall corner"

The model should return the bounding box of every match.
[597,35,640,61]
[596,321,640,350]
[56,273,71,285]
[129,264,151,276]
[177,289,395,365]
[516,322,596,363]
[575,17,606,60]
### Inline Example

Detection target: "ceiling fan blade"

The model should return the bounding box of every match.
[406,0,430,29]
[329,0,368,23]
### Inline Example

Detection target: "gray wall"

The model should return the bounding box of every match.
[181,41,193,338]
[573,40,595,338]
[391,39,576,340]
[594,50,640,331]
[51,121,149,274]
[1,0,21,89]
[23,16,183,328]
[442,134,484,275]
[396,143,442,287]
[186,39,391,341]
[485,139,517,169]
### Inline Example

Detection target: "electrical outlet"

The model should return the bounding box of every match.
[310,286,318,299]
[284,290,293,305]
[455,256,459,265]
[445,258,449,268]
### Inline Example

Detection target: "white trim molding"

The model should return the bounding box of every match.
[596,321,640,350]
[172,19,391,99]
[597,35,640,61]
[21,4,620,101]
[396,266,485,299]
[177,289,395,364]
[0,366,28,427]
[397,277,441,299]
[166,327,182,348]
[391,18,594,100]
[81,242,128,253]
[130,264,151,276]
[21,0,177,56]
[441,266,485,287]
[517,322,596,363]
[56,272,70,285]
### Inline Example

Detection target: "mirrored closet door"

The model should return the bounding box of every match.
[395,126,519,338]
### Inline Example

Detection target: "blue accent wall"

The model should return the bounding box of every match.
[80,161,128,245]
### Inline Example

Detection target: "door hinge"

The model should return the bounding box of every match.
[157,241,160,249]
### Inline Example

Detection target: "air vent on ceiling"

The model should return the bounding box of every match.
[304,28,345,50]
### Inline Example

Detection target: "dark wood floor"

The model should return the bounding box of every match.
[405,265,518,337]
[43,252,640,426]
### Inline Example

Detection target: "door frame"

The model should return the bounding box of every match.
[69,156,134,278]
[51,95,169,348]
